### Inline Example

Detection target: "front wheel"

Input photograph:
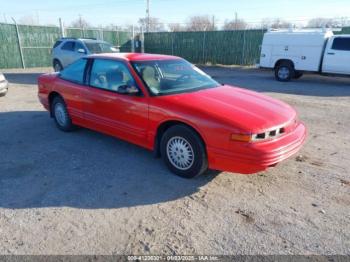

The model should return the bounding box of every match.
[160,125,208,178]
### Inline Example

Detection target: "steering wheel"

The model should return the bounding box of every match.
[176,74,192,83]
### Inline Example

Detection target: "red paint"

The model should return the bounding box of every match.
[38,53,306,174]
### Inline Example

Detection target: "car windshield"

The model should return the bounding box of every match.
[84,42,117,53]
[132,59,220,95]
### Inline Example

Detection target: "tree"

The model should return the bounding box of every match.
[168,23,184,32]
[261,18,292,29]
[18,15,38,25]
[223,19,248,30]
[307,17,349,28]
[70,17,91,28]
[138,17,165,32]
[185,15,217,31]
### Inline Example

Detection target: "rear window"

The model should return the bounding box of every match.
[84,42,116,54]
[53,40,62,48]
[332,38,350,51]
[61,41,75,51]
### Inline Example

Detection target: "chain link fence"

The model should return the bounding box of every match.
[1,21,350,69]
[0,22,132,69]
[144,29,266,66]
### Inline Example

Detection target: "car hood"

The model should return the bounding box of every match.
[157,85,297,133]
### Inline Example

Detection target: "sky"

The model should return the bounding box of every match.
[1,0,350,27]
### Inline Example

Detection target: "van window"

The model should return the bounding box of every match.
[332,38,350,51]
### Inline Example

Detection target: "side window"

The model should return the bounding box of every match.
[75,42,86,53]
[53,40,62,49]
[59,58,87,84]
[332,38,350,51]
[61,41,75,51]
[89,59,136,92]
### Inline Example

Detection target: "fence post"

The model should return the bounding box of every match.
[59,18,65,37]
[100,28,104,41]
[241,30,246,65]
[141,26,145,53]
[12,17,25,69]
[172,33,174,55]
[131,25,135,52]
[202,29,207,64]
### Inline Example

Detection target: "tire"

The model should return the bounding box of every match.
[160,125,208,178]
[53,60,63,72]
[294,71,303,79]
[51,96,74,132]
[275,62,295,82]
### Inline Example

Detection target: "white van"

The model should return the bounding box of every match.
[259,30,350,81]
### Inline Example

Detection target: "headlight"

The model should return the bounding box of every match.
[231,127,286,143]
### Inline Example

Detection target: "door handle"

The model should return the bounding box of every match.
[327,52,335,55]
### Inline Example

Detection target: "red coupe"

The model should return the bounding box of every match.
[38,53,306,178]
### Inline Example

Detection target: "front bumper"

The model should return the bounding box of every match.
[207,122,307,174]
[0,80,8,96]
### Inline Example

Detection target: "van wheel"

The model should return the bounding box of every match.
[275,62,295,82]
[160,125,208,178]
[53,60,63,72]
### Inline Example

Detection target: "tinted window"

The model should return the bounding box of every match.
[332,38,350,51]
[75,42,86,52]
[84,42,117,53]
[60,59,87,84]
[61,41,75,51]
[53,40,62,48]
[90,59,136,92]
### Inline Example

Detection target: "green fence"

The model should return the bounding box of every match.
[144,29,266,66]
[1,23,350,69]
[144,27,350,66]
[0,22,132,69]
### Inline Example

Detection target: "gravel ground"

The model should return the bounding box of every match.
[0,66,349,255]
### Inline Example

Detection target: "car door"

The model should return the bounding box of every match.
[322,37,350,75]
[55,58,88,124]
[60,41,77,67]
[82,58,150,148]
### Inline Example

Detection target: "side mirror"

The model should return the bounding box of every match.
[117,85,140,95]
[77,48,86,54]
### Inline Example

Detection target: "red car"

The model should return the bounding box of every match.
[38,53,306,178]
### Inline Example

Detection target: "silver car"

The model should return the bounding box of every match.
[0,72,8,97]
[52,38,118,72]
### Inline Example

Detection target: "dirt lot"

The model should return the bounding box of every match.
[0,67,349,255]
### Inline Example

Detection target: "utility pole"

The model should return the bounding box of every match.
[146,0,150,32]
[79,14,83,28]
[235,12,238,30]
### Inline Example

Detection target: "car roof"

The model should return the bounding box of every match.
[89,53,182,61]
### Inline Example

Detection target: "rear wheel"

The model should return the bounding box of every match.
[275,62,295,82]
[53,60,63,72]
[160,125,208,178]
[52,96,74,132]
